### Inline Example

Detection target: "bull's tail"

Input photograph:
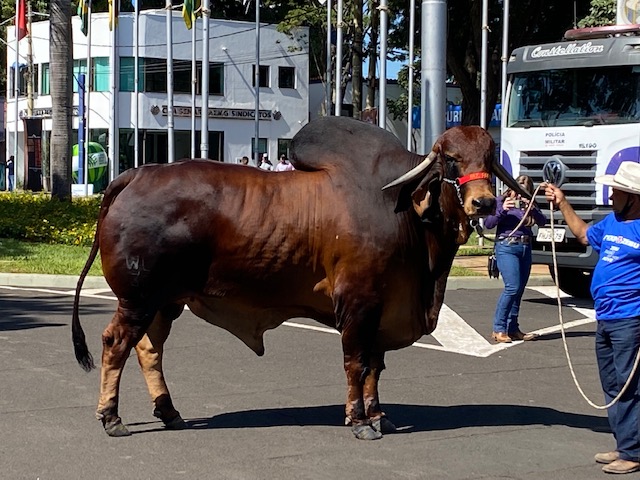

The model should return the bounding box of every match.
[71,169,138,372]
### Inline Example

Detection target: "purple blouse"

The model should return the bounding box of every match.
[483,194,547,237]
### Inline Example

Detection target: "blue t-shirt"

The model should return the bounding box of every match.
[587,213,640,320]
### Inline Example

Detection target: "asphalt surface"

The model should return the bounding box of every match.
[0,272,612,480]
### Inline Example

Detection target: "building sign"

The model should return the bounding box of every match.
[411,104,502,129]
[157,105,273,120]
[20,107,80,119]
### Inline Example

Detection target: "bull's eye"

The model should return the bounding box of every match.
[444,154,457,163]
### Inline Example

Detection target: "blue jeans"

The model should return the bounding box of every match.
[492,241,532,334]
[596,318,640,461]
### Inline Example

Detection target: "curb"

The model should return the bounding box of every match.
[0,273,555,291]
[0,273,109,290]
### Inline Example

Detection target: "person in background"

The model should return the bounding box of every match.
[483,175,546,343]
[275,154,294,172]
[545,161,640,475]
[7,155,14,191]
[240,156,250,166]
[259,154,273,171]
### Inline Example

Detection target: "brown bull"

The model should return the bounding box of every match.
[72,116,523,440]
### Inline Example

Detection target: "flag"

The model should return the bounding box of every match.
[182,0,202,30]
[108,0,119,31]
[77,0,90,37]
[16,0,27,41]
[182,0,194,29]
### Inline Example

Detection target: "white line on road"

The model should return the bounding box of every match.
[0,284,596,357]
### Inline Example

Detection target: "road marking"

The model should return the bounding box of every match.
[0,285,596,357]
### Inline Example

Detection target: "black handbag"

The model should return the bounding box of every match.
[488,251,500,279]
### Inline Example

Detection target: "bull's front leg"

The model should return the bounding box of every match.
[363,352,396,434]
[96,304,153,437]
[135,304,186,430]
[340,311,383,440]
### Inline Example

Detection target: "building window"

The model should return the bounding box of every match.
[209,63,224,96]
[72,59,87,93]
[40,63,50,95]
[277,139,292,159]
[251,137,267,160]
[144,58,167,93]
[93,57,110,92]
[119,57,143,92]
[278,66,295,89]
[252,65,270,88]
[173,59,192,94]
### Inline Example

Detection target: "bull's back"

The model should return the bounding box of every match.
[98,161,335,307]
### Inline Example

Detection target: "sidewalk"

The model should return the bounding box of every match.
[0,255,554,291]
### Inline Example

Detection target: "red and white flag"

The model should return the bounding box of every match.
[16,0,27,40]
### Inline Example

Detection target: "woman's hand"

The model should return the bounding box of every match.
[503,196,517,210]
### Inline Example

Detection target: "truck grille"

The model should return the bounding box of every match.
[518,151,601,222]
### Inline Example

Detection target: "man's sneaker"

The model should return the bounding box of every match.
[595,451,619,464]
[602,459,640,474]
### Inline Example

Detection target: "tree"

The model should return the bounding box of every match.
[49,0,73,200]
[578,0,616,27]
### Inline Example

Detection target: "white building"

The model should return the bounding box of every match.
[6,11,309,190]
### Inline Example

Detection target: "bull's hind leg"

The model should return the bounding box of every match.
[363,353,396,434]
[96,303,155,437]
[135,303,186,430]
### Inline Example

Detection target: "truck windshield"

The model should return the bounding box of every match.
[507,66,640,128]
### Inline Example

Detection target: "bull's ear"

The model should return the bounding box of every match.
[410,160,444,221]
[394,183,416,213]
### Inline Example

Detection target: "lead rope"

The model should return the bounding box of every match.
[548,201,640,410]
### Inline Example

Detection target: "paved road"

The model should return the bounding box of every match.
[0,282,612,480]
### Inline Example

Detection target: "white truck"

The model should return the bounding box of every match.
[500,24,640,298]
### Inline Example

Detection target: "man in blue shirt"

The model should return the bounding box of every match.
[545,161,640,475]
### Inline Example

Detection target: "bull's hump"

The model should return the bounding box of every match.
[290,117,406,172]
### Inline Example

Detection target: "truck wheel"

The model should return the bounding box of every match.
[548,266,593,299]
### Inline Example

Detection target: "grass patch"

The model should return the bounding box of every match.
[0,238,102,276]
[450,265,483,277]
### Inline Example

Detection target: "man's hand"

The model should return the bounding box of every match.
[543,182,565,207]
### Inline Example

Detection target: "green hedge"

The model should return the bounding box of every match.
[0,192,100,246]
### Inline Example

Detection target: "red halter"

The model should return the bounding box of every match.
[457,171,491,186]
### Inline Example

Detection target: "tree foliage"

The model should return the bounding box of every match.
[578,0,616,27]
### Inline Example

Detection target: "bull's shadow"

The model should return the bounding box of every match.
[183,403,608,434]
[0,294,111,331]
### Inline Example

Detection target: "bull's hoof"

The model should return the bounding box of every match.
[372,416,397,434]
[351,424,383,440]
[104,418,131,437]
[162,414,186,430]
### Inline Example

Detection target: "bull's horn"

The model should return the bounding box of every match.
[382,151,437,191]
[492,160,532,199]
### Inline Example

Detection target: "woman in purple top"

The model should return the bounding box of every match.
[484,175,547,343]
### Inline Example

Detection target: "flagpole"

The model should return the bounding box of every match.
[166,0,175,163]
[254,0,260,158]
[108,3,118,181]
[134,0,139,167]
[325,0,331,116]
[85,0,92,195]
[334,0,341,116]
[407,0,415,149]
[201,0,209,159]
[14,0,21,185]
[190,11,196,158]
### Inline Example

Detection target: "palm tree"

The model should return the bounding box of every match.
[49,0,73,200]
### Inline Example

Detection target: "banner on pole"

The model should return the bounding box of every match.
[16,0,27,40]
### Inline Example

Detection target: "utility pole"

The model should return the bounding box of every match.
[26,0,33,116]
